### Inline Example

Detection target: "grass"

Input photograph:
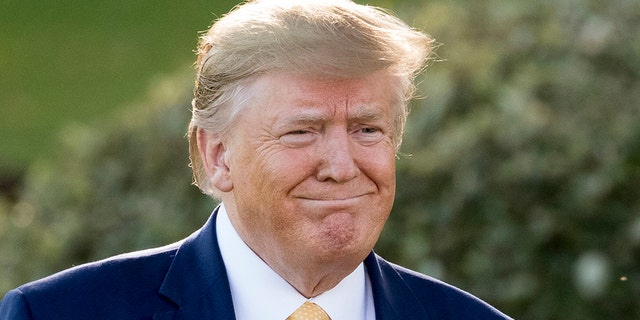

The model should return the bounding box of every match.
[0,0,238,173]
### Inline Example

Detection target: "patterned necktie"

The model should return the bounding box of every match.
[286,301,331,320]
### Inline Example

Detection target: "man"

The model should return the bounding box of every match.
[1,0,511,319]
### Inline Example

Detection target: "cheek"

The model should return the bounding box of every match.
[360,146,396,185]
[245,149,315,200]
[269,147,318,176]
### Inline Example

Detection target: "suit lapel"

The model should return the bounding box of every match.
[154,207,236,320]
[365,252,431,320]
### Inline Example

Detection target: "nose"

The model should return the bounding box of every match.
[315,130,360,183]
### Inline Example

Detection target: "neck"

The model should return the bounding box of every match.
[267,257,359,298]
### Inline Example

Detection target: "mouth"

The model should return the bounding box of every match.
[296,193,370,201]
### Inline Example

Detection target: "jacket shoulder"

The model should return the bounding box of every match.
[368,254,512,319]
[1,241,182,319]
[0,289,34,320]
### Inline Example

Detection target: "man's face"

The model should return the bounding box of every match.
[221,71,397,271]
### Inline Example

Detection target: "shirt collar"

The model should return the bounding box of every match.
[216,203,374,320]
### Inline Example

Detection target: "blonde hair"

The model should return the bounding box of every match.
[189,0,434,195]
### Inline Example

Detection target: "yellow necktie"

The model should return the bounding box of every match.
[286,301,331,320]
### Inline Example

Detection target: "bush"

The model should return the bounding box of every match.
[0,73,215,294]
[377,0,640,319]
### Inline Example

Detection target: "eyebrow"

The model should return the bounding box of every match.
[279,111,330,125]
[274,104,390,128]
[349,108,387,123]
[271,109,329,132]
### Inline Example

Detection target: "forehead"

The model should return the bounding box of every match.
[248,71,398,117]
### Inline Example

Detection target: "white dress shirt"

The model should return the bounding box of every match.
[216,204,376,319]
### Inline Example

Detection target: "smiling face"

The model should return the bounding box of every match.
[203,71,398,282]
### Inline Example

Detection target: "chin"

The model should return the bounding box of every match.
[315,227,375,260]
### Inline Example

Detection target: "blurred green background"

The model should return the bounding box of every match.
[0,0,238,175]
[1,0,639,319]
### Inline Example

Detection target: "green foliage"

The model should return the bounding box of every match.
[0,74,215,294]
[1,0,639,319]
[377,0,640,319]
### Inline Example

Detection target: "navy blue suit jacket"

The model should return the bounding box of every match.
[0,209,511,319]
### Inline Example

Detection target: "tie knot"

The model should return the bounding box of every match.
[287,301,331,320]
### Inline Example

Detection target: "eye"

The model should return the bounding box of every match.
[288,130,311,135]
[359,127,380,134]
[279,129,317,147]
[352,126,385,145]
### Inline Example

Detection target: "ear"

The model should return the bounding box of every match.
[197,128,234,192]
